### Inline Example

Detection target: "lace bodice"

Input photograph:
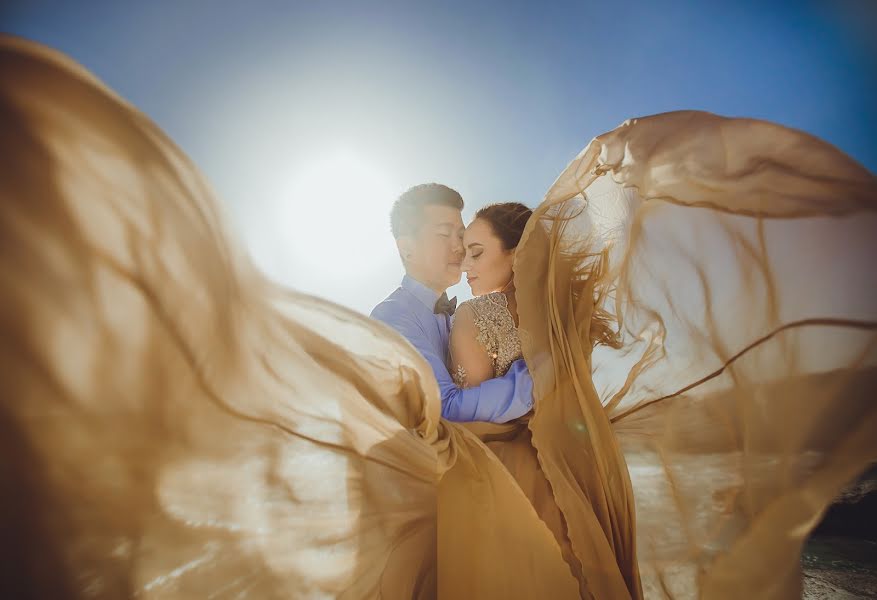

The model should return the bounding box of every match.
[452,292,522,387]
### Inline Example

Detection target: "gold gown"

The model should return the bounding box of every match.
[449,291,604,598]
[1,36,875,599]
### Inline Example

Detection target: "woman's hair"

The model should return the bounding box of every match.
[474,202,533,250]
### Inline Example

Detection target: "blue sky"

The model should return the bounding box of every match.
[3,0,875,311]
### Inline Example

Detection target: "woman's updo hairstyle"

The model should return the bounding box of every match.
[474,202,533,251]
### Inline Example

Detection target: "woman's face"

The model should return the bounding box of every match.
[461,217,515,296]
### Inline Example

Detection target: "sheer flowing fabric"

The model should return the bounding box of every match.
[0,36,579,600]
[515,111,877,599]
[2,36,875,600]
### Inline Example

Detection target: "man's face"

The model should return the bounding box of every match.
[402,204,465,292]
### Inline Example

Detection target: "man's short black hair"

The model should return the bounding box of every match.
[390,183,464,239]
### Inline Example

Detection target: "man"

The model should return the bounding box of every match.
[370,183,532,422]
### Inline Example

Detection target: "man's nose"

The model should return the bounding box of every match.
[452,238,464,257]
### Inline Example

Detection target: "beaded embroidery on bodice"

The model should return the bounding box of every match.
[453,292,522,387]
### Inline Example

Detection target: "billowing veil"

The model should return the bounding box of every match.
[515,111,877,598]
[2,36,875,600]
[0,36,578,600]
[0,35,440,599]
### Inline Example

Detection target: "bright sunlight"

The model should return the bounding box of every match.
[246,148,404,314]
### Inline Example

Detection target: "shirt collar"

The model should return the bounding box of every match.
[402,275,442,311]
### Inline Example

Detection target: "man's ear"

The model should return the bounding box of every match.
[396,237,414,263]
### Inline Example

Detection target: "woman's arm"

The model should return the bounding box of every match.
[449,303,495,388]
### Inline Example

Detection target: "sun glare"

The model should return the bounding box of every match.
[248,148,403,314]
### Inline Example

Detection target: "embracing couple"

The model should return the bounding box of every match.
[371,183,535,424]
[369,183,621,598]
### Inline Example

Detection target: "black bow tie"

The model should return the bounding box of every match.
[434,293,457,316]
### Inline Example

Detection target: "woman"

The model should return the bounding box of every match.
[452,202,532,391]
[2,36,875,600]
[450,202,641,600]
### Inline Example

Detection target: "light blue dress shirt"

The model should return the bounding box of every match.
[370,275,533,423]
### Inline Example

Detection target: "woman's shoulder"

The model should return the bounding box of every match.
[460,292,508,313]
[453,293,512,332]
[452,298,478,325]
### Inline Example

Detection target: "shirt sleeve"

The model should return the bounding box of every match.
[372,303,533,423]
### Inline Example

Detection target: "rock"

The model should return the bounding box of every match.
[813,464,877,540]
